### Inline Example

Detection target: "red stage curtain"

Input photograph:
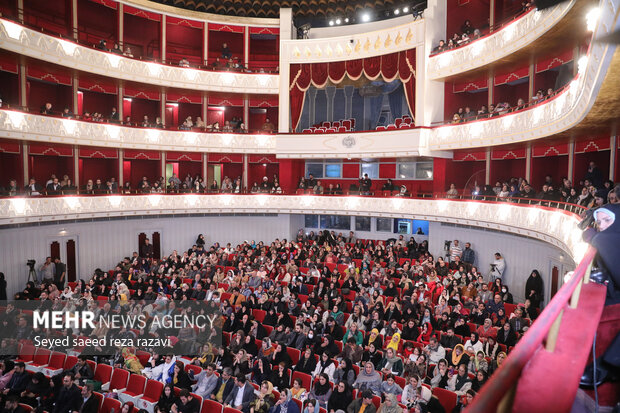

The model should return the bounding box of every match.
[311,63,329,88]
[328,61,347,83]
[363,56,381,80]
[346,59,363,80]
[289,49,417,131]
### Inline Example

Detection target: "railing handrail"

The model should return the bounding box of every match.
[465,246,598,412]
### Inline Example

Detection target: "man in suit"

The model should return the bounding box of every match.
[172,389,200,413]
[347,390,377,413]
[1,396,26,413]
[53,257,66,290]
[46,177,62,195]
[24,178,42,196]
[78,383,99,413]
[52,374,81,413]
[210,367,234,403]
[141,238,154,259]
[192,364,218,399]
[1,362,29,396]
[224,374,255,412]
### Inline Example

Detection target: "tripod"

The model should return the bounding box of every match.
[27,266,38,284]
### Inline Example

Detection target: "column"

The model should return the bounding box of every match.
[242,154,249,191]
[325,87,336,123]
[485,148,491,185]
[610,135,617,180]
[160,91,166,124]
[525,144,532,183]
[243,99,249,128]
[71,0,78,40]
[343,85,354,120]
[21,141,29,186]
[73,146,79,186]
[161,15,167,63]
[118,149,124,187]
[117,3,124,47]
[202,23,209,66]
[278,8,293,133]
[202,153,208,182]
[489,0,495,29]
[307,88,318,127]
[568,140,575,183]
[72,75,79,115]
[160,151,166,183]
[19,63,27,107]
[244,28,250,69]
[202,96,208,126]
[117,85,124,119]
[17,0,24,23]
[528,62,535,101]
[488,72,494,107]
[573,45,580,77]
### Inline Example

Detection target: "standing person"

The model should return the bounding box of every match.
[39,257,55,285]
[489,253,505,281]
[141,238,154,259]
[462,242,476,270]
[359,174,372,195]
[52,374,81,413]
[53,258,66,290]
[525,270,544,309]
[450,240,462,263]
[0,272,6,301]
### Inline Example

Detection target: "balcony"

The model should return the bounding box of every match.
[0,18,279,94]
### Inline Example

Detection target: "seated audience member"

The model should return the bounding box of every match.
[41,102,53,115]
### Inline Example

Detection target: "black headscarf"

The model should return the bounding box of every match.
[590,204,620,288]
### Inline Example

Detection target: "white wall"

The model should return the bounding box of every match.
[0,215,300,297]
[428,222,575,305]
[307,15,414,39]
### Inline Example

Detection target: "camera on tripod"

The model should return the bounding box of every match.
[27,259,36,269]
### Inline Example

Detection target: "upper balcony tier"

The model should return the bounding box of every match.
[427,0,593,81]
[0,17,279,94]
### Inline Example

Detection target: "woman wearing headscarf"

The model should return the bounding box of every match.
[270,388,300,413]
[232,349,251,376]
[333,357,356,386]
[272,342,293,370]
[121,347,144,374]
[464,332,484,354]
[417,322,434,343]
[496,322,517,348]
[249,380,274,413]
[252,357,273,385]
[447,364,472,396]
[258,338,275,359]
[361,342,382,369]
[294,347,316,375]
[155,384,178,413]
[525,269,544,309]
[363,328,383,349]
[312,352,336,382]
[386,332,401,352]
[488,351,507,376]
[468,351,489,375]
[328,381,353,413]
[308,373,332,409]
[401,375,431,408]
[271,362,290,391]
[449,344,470,369]
[471,370,488,392]
[376,393,402,413]
[20,371,51,408]
[353,361,382,396]
[172,361,192,391]
[378,348,404,376]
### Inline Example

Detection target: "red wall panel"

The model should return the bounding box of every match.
[446,0,489,40]
[342,163,360,178]
[27,80,72,113]
[176,161,203,183]
[178,103,202,126]
[77,0,117,47]
[0,71,19,107]
[79,158,118,186]
[379,163,396,179]
[207,31,244,62]
[0,153,22,186]
[81,90,116,117]
[530,156,568,189]
[222,163,243,182]
[23,0,69,36]
[123,13,160,59]
[29,155,73,184]
[445,159,484,192]
[129,159,159,187]
[166,23,203,63]
[129,98,159,124]
[490,158,526,184]
[574,151,610,186]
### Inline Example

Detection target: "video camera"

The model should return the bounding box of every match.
[27,259,36,269]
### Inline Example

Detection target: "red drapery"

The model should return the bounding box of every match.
[289,49,416,131]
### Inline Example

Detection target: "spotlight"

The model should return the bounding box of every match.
[336,18,341,24]
[345,17,349,23]
[394,8,400,15]
[329,20,334,26]
[361,13,371,22]
[403,6,409,12]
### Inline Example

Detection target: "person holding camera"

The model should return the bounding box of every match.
[489,253,505,281]
[359,174,372,196]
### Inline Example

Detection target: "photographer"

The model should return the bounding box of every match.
[489,253,505,281]
[359,173,372,196]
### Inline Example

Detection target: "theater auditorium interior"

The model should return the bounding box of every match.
[0,0,620,412]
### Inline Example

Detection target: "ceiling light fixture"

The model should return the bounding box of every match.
[329,20,334,26]
[394,8,400,15]
[403,6,409,13]
[361,13,371,22]
[336,18,341,24]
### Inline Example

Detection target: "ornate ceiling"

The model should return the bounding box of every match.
[148,0,398,18]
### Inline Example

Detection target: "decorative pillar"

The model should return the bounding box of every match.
[573,45,580,77]
[528,62,535,101]
[485,148,491,185]
[343,86,354,120]
[117,85,124,119]
[21,141,29,186]
[17,0,24,23]
[72,75,79,115]
[610,135,617,180]
[118,149,124,187]
[160,151,166,181]
[71,0,78,40]
[202,23,209,66]
[160,91,166,124]
[242,154,249,190]
[307,88,318,128]
[488,72,494,107]
[568,140,575,183]
[525,144,532,183]
[243,99,249,128]
[202,153,208,182]
[19,63,27,107]
[202,96,208,125]
[117,3,124,47]
[73,146,79,185]
[278,8,293,133]
[244,27,250,68]
[489,0,495,28]
[325,86,336,122]
[161,15,167,63]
